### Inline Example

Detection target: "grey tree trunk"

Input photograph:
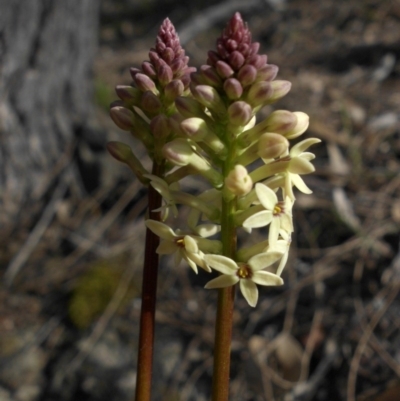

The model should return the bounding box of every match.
[0,0,100,238]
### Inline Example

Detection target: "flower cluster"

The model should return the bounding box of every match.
[109,13,319,307]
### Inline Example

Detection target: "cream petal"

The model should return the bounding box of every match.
[290,138,321,157]
[301,152,316,161]
[183,235,198,253]
[269,218,281,246]
[252,271,284,286]
[289,157,315,175]
[195,223,220,238]
[255,183,278,210]
[243,210,273,229]
[280,213,293,233]
[145,220,176,240]
[276,251,289,276]
[205,274,239,289]
[239,280,258,307]
[284,173,295,200]
[191,251,211,273]
[203,254,238,274]
[292,174,312,194]
[248,251,283,271]
[156,240,177,255]
[182,253,198,274]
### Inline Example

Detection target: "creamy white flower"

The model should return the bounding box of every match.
[144,174,180,221]
[204,252,284,307]
[282,138,320,200]
[242,183,293,246]
[145,220,211,273]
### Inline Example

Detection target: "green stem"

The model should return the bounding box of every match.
[134,161,164,401]
[211,162,237,401]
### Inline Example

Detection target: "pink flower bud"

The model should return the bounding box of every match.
[141,91,162,114]
[110,106,134,131]
[256,64,279,82]
[246,54,267,69]
[170,59,184,74]
[192,85,225,114]
[115,85,142,104]
[237,64,257,87]
[265,110,298,133]
[134,73,158,94]
[227,101,252,126]
[257,133,289,159]
[141,62,157,78]
[190,72,206,86]
[164,79,184,102]
[107,141,133,163]
[158,64,173,86]
[148,50,160,66]
[175,96,205,118]
[201,65,222,87]
[215,60,234,79]
[247,81,273,106]
[129,68,141,80]
[162,47,175,64]
[207,50,221,66]
[223,78,243,100]
[268,80,292,103]
[228,50,245,70]
[150,114,170,138]
[107,141,148,183]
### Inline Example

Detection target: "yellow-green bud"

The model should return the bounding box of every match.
[180,118,209,141]
[225,165,253,196]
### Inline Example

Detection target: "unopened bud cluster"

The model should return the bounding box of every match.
[109,13,319,307]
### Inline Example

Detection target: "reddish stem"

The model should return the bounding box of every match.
[134,162,164,401]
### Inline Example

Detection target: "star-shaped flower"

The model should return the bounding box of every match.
[282,138,320,200]
[204,252,284,307]
[242,183,293,246]
[145,220,213,273]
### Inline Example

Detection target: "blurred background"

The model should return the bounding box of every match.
[1,0,400,400]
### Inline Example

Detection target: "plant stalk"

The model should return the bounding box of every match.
[211,191,236,401]
[134,161,164,401]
